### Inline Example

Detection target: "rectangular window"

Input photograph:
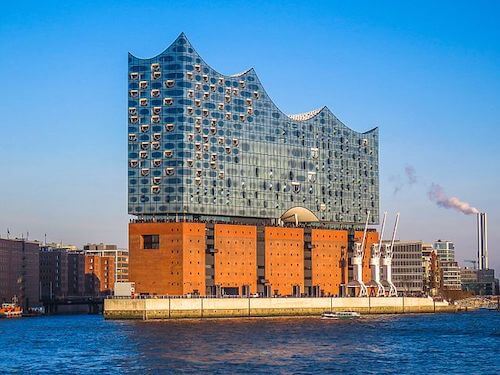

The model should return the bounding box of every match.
[143,234,160,249]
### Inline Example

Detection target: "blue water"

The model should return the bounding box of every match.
[0,311,499,374]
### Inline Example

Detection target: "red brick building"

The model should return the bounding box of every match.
[85,254,115,296]
[40,247,85,299]
[128,222,205,296]
[128,221,377,297]
[0,239,39,308]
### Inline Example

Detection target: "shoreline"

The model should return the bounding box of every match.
[104,296,458,320]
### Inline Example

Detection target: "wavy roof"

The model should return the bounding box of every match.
[288,107,326,121]
[129,33,377,134]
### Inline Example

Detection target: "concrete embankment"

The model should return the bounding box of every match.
[104,297,456,320]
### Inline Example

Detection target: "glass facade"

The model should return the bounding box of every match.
[128,33,379,224]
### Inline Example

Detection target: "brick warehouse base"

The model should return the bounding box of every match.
[129,221,378,297]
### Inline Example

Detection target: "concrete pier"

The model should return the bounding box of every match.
[104,297,456,320]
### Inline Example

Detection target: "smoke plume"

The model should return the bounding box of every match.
[391,164,417,195]
[427,183,479,215]
[405,165,417,185]
[389,175,402,195]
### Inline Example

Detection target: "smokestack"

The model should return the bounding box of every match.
[484,213,489,269]
[477,213,481,270]
[477,212,489,270]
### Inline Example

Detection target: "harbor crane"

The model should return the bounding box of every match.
[368,211,387,297]
[381,212,399,297]
[347,211,370,297]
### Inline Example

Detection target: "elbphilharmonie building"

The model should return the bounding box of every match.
[128,33,379,226]
[127,34,380,297]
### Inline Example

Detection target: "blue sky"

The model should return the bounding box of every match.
[1,1,499,270]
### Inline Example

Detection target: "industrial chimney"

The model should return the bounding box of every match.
[477,213,488,270]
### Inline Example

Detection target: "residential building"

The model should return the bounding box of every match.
[422,243,442,296]
[440,261,462,290]
[40,246,85,299]
[0,238,40,308]
[84,243,129,282]
[433,240,455,262]
[434,240,461,290]
[127,33,380,296]
[40,247,68,299]
[85,254,115,296]
[67,252,85,296]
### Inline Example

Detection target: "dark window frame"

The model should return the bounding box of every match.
[143,234,160,249]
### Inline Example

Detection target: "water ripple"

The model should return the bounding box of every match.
[0,311,498,374]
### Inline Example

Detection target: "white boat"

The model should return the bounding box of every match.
[321,311,361,320]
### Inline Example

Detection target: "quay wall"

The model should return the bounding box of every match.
[104,297,456,320]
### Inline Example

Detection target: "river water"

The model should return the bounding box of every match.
[1,310,498,374]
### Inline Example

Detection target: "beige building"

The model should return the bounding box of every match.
[383,240,424,295]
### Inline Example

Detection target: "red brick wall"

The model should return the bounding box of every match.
[129,222,206,295]
[265,227,304,296]
[181,223,206,295]
[311,229,348,296]
[85,255,115,295]
[214,224,257,294]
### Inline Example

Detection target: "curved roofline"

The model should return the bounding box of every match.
[128,32,188,60]
[361,126,379,134]
[129,33,378,135]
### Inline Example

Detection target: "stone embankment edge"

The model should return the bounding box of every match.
[104,297,457,320]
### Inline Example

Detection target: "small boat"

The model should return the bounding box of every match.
[22,306,45,317]
[321,311,361,320]
[0,303,23,318]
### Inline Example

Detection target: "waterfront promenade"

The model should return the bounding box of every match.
[104,296,455,320]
